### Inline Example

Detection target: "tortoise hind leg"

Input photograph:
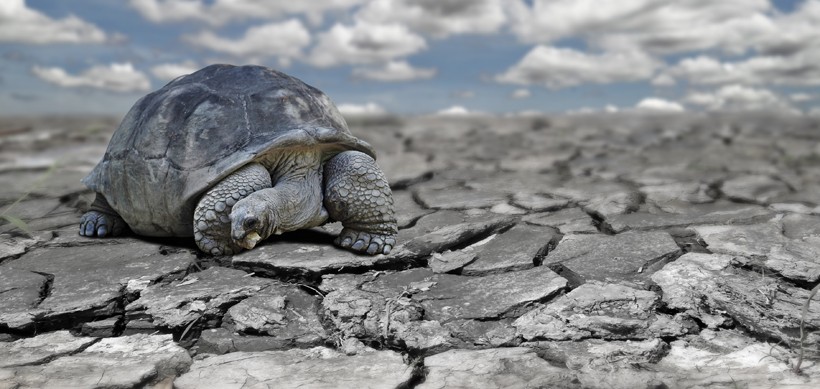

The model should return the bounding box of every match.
[194,162,271,255]
[324,151,397,255]
[80,194,127,237]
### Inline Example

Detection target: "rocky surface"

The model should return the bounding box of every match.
[2,112,820,388]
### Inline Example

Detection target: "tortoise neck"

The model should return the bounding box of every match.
[264,149,327,235]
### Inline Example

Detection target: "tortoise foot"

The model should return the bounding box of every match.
[79,210,126,237]
[335,227,395,255]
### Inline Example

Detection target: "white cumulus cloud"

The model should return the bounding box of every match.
[183,19,310,65]
[337,102,387,116]
[495,45,660,89]
[308,21,427,67]
[635,97,685,112]
[684,84,792,111]
[129,0,366,26]
[356,0,507,38]
[509,0,774,55]
[435,105,487,116]
[352,60,436,82]
[510,89,531,99]
[150,61,201,81]
[790,93,815,102]
[32,63,151,93]
[664,54,820,86]
[0,0,109,44]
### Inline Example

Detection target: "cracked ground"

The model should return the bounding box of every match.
[1,113,820,388]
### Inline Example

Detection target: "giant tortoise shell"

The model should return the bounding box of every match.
[83,64,377,239]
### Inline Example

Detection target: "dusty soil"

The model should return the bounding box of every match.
[1,112,820,388]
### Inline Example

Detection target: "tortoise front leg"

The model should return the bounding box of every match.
[323,151,397,255]
[194,162,271,255]
[79,194,127,237]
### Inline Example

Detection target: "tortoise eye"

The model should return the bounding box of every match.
[243,217,259,229]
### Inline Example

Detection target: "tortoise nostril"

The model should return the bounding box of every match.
[243,216,259,230]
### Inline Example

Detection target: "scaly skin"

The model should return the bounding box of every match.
[323,151,397,255]
[193,162,271,255]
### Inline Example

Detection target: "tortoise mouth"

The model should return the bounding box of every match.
[237,231,262,249]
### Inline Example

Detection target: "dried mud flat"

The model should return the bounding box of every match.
[1,112,820,388]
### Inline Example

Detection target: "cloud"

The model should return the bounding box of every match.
[664,54,820,86]
[337,102,387,115]
[0,0,108,44]
[352,60,436,82]
[651,73,676,87]
[790,93,816,102]
[635,97,685,112]
[509,0,774,55]
[510,88,531,99]
[356,0,507,38]
[183,19,310,65]
[32,63,151,93]
[435,105,486,116]
[683,84,792,111]
[129,0,366,26]
[754,0,820,56]
[495,45,660,89]
[307,21,427,67]
[150,61,201,81]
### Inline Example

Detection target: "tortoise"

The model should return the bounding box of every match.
[79,64,397,255]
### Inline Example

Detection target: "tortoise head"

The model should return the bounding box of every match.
[230,197,275,250]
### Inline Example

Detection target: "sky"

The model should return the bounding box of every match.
[0,0,819,116]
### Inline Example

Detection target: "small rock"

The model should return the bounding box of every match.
[0,267,48,330]
[0,233,43,261]
[524,207,598,234]
[443,319,518,348]
[693,222,820,282]
[584,190,643,217]
[525,338,668,370]
[514,282,690,341]
[0,333,191,388]
[429,248,479,274]
[461,224,560,275]
[781,213,820,239]
[223,285,326,347]
[80,317,120,337]
[126,266,272,330]
[489,202,527,215]
[722,174,791,204]
[390,211,517,261]
[641,182,716,210]
[197,327,319,354]
[544,231,680,287]
[0,330,97,368]
[417,266,568,322]
[174,347,413,389]
[651,253,820,345]
[605,202,773,233]
[511,193,570,212]
[419,348,578,389]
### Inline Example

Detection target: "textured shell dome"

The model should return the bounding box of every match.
[83,64,375,237]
